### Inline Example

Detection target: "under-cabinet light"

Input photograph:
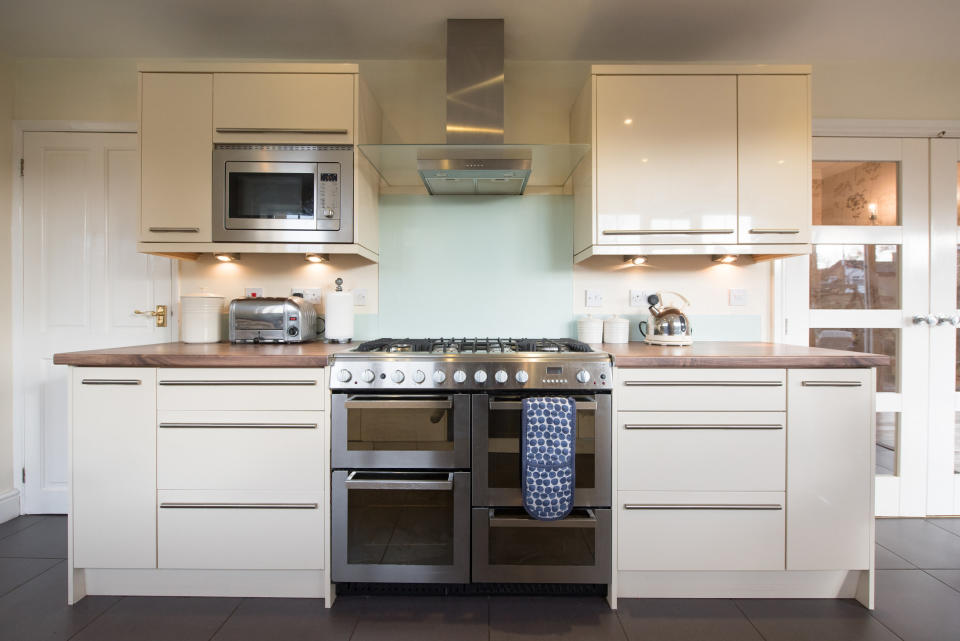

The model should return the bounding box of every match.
[305,253,329,264]
[712,254,738,264]
[214,253,239,262]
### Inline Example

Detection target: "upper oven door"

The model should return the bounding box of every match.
[224,161,319,230]
[332,394,471,470]
[472,394,611,507]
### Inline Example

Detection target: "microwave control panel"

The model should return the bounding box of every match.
[317,164,341,226]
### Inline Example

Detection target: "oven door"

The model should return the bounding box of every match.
[472,507,611,583]
[472,394,611,506]
[332,394,471,470]
[332,471,470,583]
[224,161,319,230]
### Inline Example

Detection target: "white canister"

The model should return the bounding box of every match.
[324,277,354,343]
[180,293,224,343]
[577,315,604,344]
[603,315,629,344]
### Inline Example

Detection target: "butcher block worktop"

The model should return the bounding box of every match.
[54,341,888,368]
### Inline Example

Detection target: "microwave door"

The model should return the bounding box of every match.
[225,161,319,231]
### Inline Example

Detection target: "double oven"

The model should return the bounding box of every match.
[330,386,611,585]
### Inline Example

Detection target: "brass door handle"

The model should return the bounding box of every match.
[134,304,167,327]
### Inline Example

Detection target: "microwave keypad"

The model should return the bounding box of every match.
[318,172,339,219]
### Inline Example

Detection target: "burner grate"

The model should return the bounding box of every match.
[353,338,593,354]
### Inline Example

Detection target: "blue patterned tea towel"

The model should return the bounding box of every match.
[522,397,576,521]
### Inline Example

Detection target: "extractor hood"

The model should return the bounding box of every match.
[359,19,589,195]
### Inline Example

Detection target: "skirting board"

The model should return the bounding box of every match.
[0,489,21,524]
[618,570,867,601]
[79,569,326,600]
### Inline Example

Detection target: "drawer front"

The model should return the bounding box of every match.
[618,491,785,571]
[618,412,785,491]
[157,368,324,411]
[617,369,785,411]
[157,411,324,490]
[157,490,323,570]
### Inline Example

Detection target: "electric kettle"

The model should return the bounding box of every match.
[639,291,693,346]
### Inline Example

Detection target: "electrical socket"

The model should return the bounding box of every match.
[353,288,368,306]
[292,288,323,304]
[631,290,657,307]
[585,289,603,308]
[729,288,748,306]
[244,287,263,298]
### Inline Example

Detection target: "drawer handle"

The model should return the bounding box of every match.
[624,424,783,430]
[216,127,349,135]
[489,508,598,529]
[624,504,783,510]
[748,228,800,234]
[343,399,452,410]
[158,380,317,386]
[160,502,317,509]
[624,381,783,387]
[344,471,454,491]
[602,229,735,236]
[81,379,142,385]
[159,422,317,429]
[801,381,862,387]
[148,227,200,233]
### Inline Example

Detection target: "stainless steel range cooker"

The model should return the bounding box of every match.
[329,338,612,586]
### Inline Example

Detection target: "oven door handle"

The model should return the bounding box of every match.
[343,398,453,410]
[489,399,598,411]
[488,508,598,528]
[343,471,454,491]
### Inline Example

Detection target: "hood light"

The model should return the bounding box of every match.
[305,253,328,264]
[214,253,239,262]
[625,255,647,266]
[712,254,738,264]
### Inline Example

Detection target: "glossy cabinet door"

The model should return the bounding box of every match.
[139,73,213,242]
[787,369,872,570]
[72,368,157,568]
[738,75,811,244]
[596,75,738,245]
[213,73,354,144]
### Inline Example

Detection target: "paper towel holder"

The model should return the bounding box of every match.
[324,277,353,345]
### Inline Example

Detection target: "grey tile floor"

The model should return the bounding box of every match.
[1,515,959,640]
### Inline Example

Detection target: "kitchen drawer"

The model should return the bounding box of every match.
[157,411,324,490]
[618,412,785,491]
[157,368,324,411]
[617,369,785,411]
[618,491,785,571]
[157,490,323,570]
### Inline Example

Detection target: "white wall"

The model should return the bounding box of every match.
[0,57,14,495]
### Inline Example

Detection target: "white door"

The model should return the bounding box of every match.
[21,131,173,514]
[779,137,930,516]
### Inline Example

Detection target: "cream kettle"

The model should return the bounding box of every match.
[639,291,693,346]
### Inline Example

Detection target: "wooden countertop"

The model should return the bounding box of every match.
[592,341,889,368]
[54,341,889,369]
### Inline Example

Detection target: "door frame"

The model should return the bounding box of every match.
[9,120,175,515]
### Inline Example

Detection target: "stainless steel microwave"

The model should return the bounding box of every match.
[212,144,354,243]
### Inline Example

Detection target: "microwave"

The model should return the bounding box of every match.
[212,144,354,243]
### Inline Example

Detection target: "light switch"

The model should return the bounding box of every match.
[585,290,603,308]
[728,288,748,306]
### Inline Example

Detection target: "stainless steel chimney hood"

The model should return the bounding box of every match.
[359,19,588,196]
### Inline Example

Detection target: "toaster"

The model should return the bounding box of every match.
[228,296,317,343]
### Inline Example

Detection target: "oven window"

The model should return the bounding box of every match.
[486,508,596,566]
[228,172,315,220]
[347,403,455,452]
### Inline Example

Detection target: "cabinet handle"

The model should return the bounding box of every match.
[624,424,782,430]
[748,228,800,234]
[148,227,200,233]
[624,380,782,387]
[216,127,349,135]
[602,229,735,236]
[160,502,317,510]
[158,379,317,386]
[624,504,782,510]
[800,381,862,387]
[159,422,317,429]
[81,379,142,385]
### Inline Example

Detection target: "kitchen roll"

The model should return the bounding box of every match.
[324,290,354,341]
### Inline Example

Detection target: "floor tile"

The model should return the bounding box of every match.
[876,518,960,569]
[69,595,241,641]
[211,597,362,641]
[873,569,960,641]
[0,515,66,558]
[0,556,62,597]
[875,544,916,570]
[349,596,488,641]
[617,598,763,641]
[489,596,626,640]
[736,598,901,641]
[0,515,47,541]
[928,518,960,537]
[927,569,960,594]
[0,561,120,641]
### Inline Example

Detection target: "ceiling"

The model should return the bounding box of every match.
[1,0,958,62]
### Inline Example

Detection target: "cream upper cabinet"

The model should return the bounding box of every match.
[213,73,354,144]
[738,75,812,244]
[139,73,213,242]
[596,75,738,245]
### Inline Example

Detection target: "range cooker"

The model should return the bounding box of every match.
[329,338,612,586]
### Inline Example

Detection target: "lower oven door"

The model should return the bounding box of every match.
[332,471,470,583]
[473,394,611,506]
[472,507,611,583]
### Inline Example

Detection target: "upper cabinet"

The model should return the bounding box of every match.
[572,65,812,262]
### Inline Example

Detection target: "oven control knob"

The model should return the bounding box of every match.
[474,370,488,384]
[323,208,335,218]
[412,369,426,384]
[360,369,375,383]
[391,370,405,384]
[576,369,591,384]
[453,370,467,384]
[494,370,508,384]
[337,369,352,383]
[433,370,447,384]
[515,370,529,384]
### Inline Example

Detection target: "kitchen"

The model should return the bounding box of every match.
[2,3,960,640]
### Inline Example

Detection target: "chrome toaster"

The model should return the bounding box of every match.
[228,296,317,343]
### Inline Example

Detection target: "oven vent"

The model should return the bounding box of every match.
[213,143,353,152]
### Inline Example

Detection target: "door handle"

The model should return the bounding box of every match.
[134,304,168,327]
[937,313,960,326]
[343,472,454,491]
[602,229,735,236]
[748,228,800,234]
[147,227,199,233]
[216,127,349,135]
[623,380,782,387]
[623,504,782,510]
[913,314,938,326]
[159,502,317,509]
[801,381,863,387]
[488,508,598,528]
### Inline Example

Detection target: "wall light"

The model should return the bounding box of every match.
[712,254,738,264]
[305,253,329,263]
[623,118,633,125]
[214,253,239,262]
[624,255,647,266]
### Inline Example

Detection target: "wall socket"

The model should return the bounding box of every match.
[630,290,654,307]
[728,288,748,306]
[353,288,368,306]
[244,287,263,298]
[585,289,603,307]
[291,288,323,304]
